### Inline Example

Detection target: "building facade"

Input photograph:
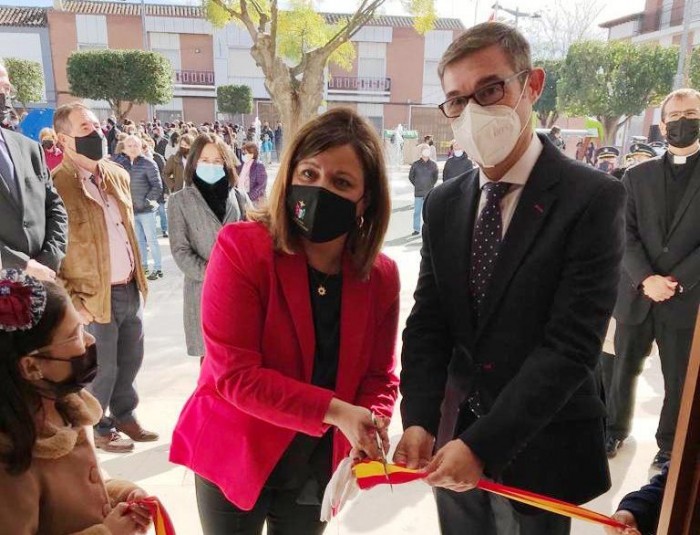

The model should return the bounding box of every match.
[0,6,57,108]
[8,1,465,149]
[600,0,700,142]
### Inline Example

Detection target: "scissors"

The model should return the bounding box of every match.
[371,412,393,492]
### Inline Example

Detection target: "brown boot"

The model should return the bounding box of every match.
[94,431,134,453]
[115,420,159,442]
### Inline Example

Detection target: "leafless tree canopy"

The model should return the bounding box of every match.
[523,0,606,60]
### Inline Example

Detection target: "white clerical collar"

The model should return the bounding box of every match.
[669,145,700,165]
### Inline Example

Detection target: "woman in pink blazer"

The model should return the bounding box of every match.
[170,108,400,534]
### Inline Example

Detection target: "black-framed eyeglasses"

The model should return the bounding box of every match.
[438,70,530,119]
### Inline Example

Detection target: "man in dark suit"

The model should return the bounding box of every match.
[0,60,67,279]
[605,88,700,468]
[395,23,626,534]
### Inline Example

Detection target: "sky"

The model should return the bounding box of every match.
[7,0,647,28]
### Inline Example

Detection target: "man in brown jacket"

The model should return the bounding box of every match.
[162,133,193,193]
[53,102,158,453]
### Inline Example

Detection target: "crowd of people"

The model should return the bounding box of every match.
[0,20,698,535]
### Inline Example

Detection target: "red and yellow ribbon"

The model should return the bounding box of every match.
[352,461,627,530]
[130,497,176,535]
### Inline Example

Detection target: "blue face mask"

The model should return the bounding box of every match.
[196,163,226,184]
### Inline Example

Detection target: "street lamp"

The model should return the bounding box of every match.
[122,0,152,120]
[491,2,541,27]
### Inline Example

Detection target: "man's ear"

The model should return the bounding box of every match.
[528,67,546,104]
[56,132,70,151]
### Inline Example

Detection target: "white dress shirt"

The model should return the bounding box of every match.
[477,133,543,238]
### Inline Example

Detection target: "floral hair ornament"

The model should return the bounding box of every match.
[0,269,47,332]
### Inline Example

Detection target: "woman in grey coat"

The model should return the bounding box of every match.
[168,133,247,357]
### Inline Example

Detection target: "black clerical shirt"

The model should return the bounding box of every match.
[664,150,699,229]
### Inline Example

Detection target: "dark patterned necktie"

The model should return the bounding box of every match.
[470,181,511,315]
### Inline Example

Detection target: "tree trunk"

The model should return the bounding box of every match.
[251,46,326,142]
[546,112,559,129]
[601,116,621,146]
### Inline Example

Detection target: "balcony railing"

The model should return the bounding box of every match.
[174,70,215,86]
[328,76,391,92]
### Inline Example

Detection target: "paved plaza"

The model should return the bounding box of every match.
[99,165,667,534]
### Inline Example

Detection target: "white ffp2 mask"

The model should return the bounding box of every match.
[451,79,529,168]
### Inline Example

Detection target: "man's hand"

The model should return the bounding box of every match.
[641,275,677,302]
[25,259,56,281]
[424,439,484,492]
[392,426,435,470]
[604,510,641,535]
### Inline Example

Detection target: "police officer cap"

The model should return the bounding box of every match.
[595,146,620,159]
[629,143,656,158]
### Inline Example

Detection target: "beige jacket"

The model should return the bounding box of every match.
[0,391,140,534]
[52,159,148,323]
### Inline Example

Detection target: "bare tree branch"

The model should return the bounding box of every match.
[210,0,243,21]
[290,0,384,77]
[248,0,270,33]
[211,0,257,39]
[270,0,279,60]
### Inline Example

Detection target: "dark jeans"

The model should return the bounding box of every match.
[86,281,144,435]
[607,312,694,451]
[435,487,571,535]
[195,475,327,535]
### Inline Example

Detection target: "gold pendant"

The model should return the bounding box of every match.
[317,285,327,296]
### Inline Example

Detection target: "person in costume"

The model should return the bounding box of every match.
[0,269,152,534]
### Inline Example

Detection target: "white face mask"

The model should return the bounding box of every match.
[242,153,251,163]
[453,150,464,157]
[451,77,530,168]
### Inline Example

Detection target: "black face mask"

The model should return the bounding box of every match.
[34,344,98,399]
[41,139,55,150]
[665,117,700,148]
[286,185,358,243]
[73,131,106,161]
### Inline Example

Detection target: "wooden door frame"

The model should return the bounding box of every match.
[658,306,700,534]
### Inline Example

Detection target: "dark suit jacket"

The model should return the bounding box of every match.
[401,135,626,506]
[0,128,67,271]
[613,155,700,328]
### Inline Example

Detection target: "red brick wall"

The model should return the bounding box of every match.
[47,11,78,106]
[107,15,143,49]
[642,0,663,33]
[180,34,214,71]
[387,27,424,107]
[184,97,215,123]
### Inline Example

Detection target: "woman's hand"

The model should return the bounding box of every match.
[324,398,389,460]
[103,503,150,535]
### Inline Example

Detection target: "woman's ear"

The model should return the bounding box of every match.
[18,356,44,382]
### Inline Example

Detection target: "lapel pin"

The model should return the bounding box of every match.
[534,204,544,214]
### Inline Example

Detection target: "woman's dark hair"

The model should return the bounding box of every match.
[184,133,238,187]
[0,281,70,475]
[248,107,391,279]
[243,141,259,160]
[169,131,180,147]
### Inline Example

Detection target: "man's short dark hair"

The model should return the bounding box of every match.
[438,22,532,82]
